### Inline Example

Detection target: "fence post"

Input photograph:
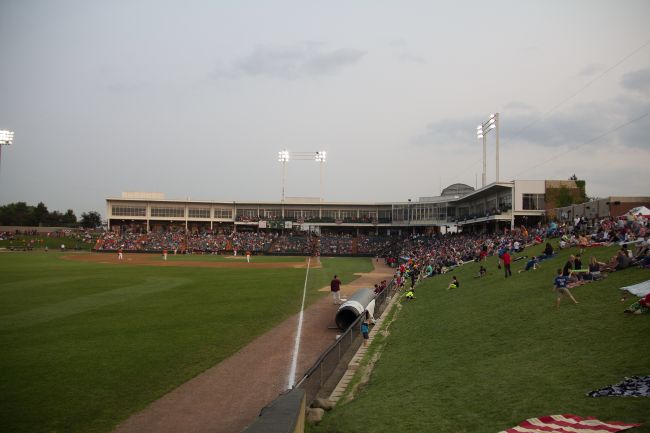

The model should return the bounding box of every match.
[338,339,341,361]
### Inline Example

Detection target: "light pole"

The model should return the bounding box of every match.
[278,150,290,202]
[0,129,15,179]
[277,150,327,202]
[476,113,499,186]
[315,151,326,202]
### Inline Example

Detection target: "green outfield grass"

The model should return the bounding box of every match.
[0,252,372,433]
[311,244,650,433]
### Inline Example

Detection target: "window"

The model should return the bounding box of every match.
[188,208,210,218]
[284,209,301,220]
[378,209,392,222]
[236,208,258,218]
[112,206,146,217]
[214,208,233,219]
[260,208,281,219]
[322,210,339,219]
[151,207,185,218]
[303,210,319,220]
[522,194,545,210]
[499,193,512,211]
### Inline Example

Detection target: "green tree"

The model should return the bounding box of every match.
[80,211,102,228]
[33,202,49,226]
[62,209,77,227]
[0,202,34,226]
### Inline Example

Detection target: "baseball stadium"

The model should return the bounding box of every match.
[2,2,650,433]
[2,179,650,433]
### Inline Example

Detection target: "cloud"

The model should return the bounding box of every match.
[503,101,535,112]
[214,44,366,80]
[621,68,650,96]
[411,116,477,148]
[388,40,427,65]
[412,96,650,151]
[579,63,607,77]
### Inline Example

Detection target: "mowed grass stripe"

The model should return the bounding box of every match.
[0,253,371,433]
[0,277,190,330]
[310,245,650,433]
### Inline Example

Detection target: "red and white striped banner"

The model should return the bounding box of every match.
[499,414,641,433]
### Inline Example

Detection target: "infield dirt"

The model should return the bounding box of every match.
[64,252,319,269]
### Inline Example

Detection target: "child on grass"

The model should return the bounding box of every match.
[360,314,370,347]
[553,268,578,308]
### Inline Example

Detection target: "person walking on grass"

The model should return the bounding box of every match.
[361,313,370,347]
[330,274,342,305]
[553,268,578,308]
[502,250,512,278]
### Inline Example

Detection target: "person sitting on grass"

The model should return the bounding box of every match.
[553,268,579,308]
[585,255,607,280]
[604,250,632,272]
[519,256,539,273]
[447,276,460,290]
[624,292,650,315]
[404,288,416,300]
[635,250,650,268]
[475,265,487,278]
[541,242,555,260]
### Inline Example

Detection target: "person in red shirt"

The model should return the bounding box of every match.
[624,292,650,314]
[330,275,342,304]
[502,250,512,278]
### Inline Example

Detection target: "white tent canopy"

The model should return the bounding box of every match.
[623,206,650,217]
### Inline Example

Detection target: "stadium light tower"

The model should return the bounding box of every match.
[277,150,327,203]
[315,151,326,202]
[476,113,500,186]
[0,129,15,179]
[278,150,290,202]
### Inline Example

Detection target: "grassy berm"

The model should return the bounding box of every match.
[311,244,650,433]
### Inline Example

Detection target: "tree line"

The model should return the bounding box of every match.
[0,202,102,228]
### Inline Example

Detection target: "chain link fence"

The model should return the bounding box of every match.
[295,280,398,405]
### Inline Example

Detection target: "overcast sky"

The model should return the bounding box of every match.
[1,0,649,217]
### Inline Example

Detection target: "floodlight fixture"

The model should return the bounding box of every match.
[315,151,327,162]
[0,130,14,145]
[278,150,290,162]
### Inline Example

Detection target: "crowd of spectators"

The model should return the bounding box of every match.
[92,213,650,271]
[318,234,353,255]
[271,236,314,254]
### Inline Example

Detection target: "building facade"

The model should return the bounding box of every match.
[105,180,587,234]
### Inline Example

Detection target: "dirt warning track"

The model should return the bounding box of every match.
[107,260,393,433]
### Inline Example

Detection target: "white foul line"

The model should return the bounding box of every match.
[287,256,311,389]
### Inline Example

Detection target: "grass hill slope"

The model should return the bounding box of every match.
[312,244,650,433]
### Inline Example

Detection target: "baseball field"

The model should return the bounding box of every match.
[0,251,373,433]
